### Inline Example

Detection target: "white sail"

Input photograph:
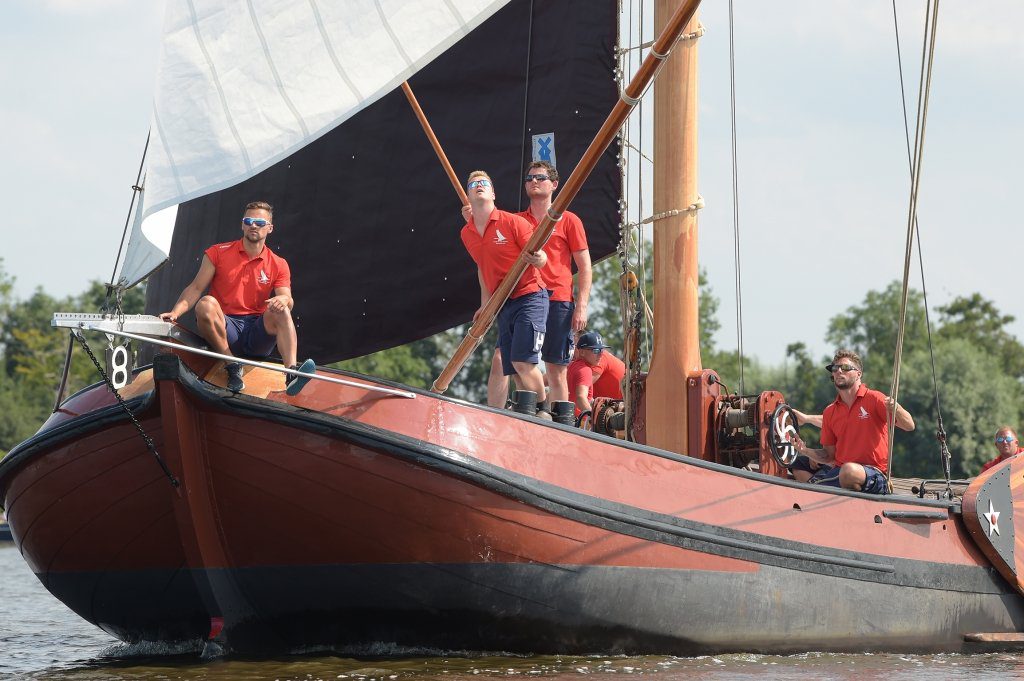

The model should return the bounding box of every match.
[117,0,511,288]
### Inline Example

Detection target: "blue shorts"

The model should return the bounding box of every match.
[225,314,276,358]
[497,290,549,376]
[541,298,575,365]
[799,460,889,495]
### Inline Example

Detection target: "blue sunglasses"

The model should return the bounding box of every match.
[242,217,270,227]
[467,179,491,190]
[995,436,1017,444]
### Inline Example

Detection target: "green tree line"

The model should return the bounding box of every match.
[0,260,146,456]
[1,256,1020,481]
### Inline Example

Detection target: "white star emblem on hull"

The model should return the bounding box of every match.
[984,499,1001,537]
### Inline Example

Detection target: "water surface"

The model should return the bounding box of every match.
[2,545,1022,680]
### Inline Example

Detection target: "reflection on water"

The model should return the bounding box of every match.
[19,649,1024,681]
[5,547,1024,680]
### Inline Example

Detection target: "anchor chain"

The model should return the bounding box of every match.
[72,330,180,488]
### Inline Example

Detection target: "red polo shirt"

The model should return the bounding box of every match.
[517,209,588,302]
[821,383,891,472]
[591,352,626,400]
[981,448,1024,473]
[461,209,543,299]
[566,357,594,416]
[205,240,291,316]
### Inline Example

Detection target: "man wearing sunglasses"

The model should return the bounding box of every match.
[160,201,312,394]
[980,427,1023,473]
[791,349,915,494]
[566,331,623,419]
[460,171,549,409]
[483,161,594,410]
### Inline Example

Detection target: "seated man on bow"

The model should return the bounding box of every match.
[160,200,313,394]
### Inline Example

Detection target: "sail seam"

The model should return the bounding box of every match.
[245,0,310,138]
[373,0,414,68]
[306,0,364,101]
[152,111,185,196]
[184,0,253,173]
[440,0,468,27]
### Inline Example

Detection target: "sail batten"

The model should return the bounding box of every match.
[118,0,515,288]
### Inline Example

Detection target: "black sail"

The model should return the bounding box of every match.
[146,0,620,363]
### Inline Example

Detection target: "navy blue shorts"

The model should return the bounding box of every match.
[799,460,889,495]
[225,314,276,358]
[541,298,575,365]
[498,290,549,376]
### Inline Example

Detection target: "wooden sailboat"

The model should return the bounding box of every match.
[2,0,1024,656]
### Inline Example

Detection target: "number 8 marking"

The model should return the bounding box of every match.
[110,345,130,389]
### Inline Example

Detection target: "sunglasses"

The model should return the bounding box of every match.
[524,174,551,182]
[827,363,859,373]
[467,179,492,189]
[242,217,270,227]
[995,436,1018,444]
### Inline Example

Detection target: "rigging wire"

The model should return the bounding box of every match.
[888,0,941,482]
[619,0,645,437]
[891,0,953,494]
[727,0,746,394]
[515,0,537,214]
[106,131,151,303]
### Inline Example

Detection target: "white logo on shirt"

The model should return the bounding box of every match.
[858,406,870,420]
[494,229,509,245]
[257,269,270,285]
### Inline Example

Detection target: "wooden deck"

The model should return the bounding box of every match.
[891,476,971,500]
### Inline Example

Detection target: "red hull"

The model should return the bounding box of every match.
[1,351,1022,654]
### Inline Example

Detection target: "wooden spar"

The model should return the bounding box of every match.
[401,82,469,207]
[431,0,704,394]
[645,4,701,454]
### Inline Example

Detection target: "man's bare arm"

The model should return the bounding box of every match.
[571,248,592,332]
[160,256,216,321]
[792,435,836,466]
[887,397,915,431]
[574,383,592,414]
[792,409,823,428]
[267,286,294,312]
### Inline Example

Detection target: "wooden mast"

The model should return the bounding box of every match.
[645,2,701,454]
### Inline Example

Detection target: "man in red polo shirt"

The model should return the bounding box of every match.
[567,331,624,417]
[590,344,626,400]
[791,349,915,494]
[980,426,1024,473]
[460,171,549,406]
[160,201,312,394]
[484,161,593,410]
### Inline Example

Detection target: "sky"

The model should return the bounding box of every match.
[2,0,1023,368]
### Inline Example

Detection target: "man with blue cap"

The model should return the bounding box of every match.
[567,331,625,419]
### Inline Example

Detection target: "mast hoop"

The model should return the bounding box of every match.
[545,208,564,223]
[620,91,642,106]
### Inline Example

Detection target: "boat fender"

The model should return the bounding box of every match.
[551,400,575,426]
[510,390,538,415]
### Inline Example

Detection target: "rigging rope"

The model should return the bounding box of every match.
[890,0,953,495]
[887,0,941,483]
[106,131,150,304]
[727,0,746,395]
